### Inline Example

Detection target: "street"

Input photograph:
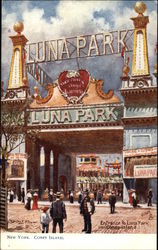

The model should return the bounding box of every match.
[8,202,156,234]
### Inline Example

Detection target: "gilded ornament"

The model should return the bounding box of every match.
[122,65,130,77]
[134,2,146,14]
[22,77,28,85]
[13,22,24,34]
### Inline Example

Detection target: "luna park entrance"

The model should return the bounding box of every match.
[26,127,124,198]
[26,68,124,198]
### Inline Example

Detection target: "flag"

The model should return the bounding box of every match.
[35,68,39,81]
[121,46,126,58]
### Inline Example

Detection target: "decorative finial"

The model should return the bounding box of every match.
[13,22,24,35]
[22,77,28,86]
[33,86,39,97]
[134,2,146,15]
[122,65,130,77]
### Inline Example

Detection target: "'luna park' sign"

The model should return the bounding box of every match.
[26,29,133,63]
[29,104,123,126]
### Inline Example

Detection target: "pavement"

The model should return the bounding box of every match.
[8,199,157,209]
[7,202,156,233]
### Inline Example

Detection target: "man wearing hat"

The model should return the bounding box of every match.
[109,191,116,214]
[50,192,67,233]
[80,189,95,234]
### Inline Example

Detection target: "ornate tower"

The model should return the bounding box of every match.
[120,2,157,203]
[4,22,30,100]
[131,2,149,77]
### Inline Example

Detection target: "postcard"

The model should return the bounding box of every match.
[1,1,157,250]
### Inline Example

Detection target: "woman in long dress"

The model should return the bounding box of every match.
[25,190,32,210]
[32,191,38,210]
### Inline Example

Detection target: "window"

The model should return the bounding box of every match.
[91,158,96,163]
[84,158,90,162]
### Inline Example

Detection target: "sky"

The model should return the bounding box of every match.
[2,0,157,98]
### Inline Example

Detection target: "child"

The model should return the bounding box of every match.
[40,207,51,233]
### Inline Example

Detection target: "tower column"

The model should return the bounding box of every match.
[70,153,76,191]
[53,148,59,192]
[33,140,41,189]
[44,147,51,190]
[8,22,28,89]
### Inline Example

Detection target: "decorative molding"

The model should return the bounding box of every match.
[130,133,152,148]
[120,86,157,96]
[122,116,157,126]
[35,83,54,104]
[27,121,123,130]
[95,80,114,99]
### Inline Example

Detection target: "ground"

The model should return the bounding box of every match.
[7,203,156,234]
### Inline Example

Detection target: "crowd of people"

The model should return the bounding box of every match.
[7,187,153,234]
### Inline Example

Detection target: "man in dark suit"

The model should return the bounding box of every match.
[80,190,95,234]
[50,192,67,233]
[109,191,116,214]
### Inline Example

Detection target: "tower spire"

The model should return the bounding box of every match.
[8,22,28,89]
[131,1,149,77]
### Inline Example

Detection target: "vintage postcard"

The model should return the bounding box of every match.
[1,0,157,250]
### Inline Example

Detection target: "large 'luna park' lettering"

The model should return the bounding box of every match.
[29,106,123,125]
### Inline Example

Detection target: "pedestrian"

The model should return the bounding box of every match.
[97,190,102,204]
[8,189,11,201]
[93,189,97,201]
[32,191,38,210]
[49,189,54,202]
[109,191,116,214]
[50,192,67,233]
[69,191,74,203]
[21,188,25,203]
[80,189,95,234]
[9,189,14,203]
[147,188,153,206]
[68,190,71,200]
[40,207,51,233]
[18,188,21,202]
[132,190,137,208]
[25,190,32,210]
[78,190,83,204]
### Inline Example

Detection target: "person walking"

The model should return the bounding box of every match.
[25,190,32,210]
[78,190,83,204]
[69,191,74,203]
[93,189,97,201]
[21,188,25,203]
[9,189,14,203]
[147,188,153,206]
[40,207,51,233]
[109,191,116,214]
[97,190,102,204]
[132,190,137,208]
[80,190,95,234]
[32,191,38,210]
[49,189,54,202]
[50,192,67,233]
